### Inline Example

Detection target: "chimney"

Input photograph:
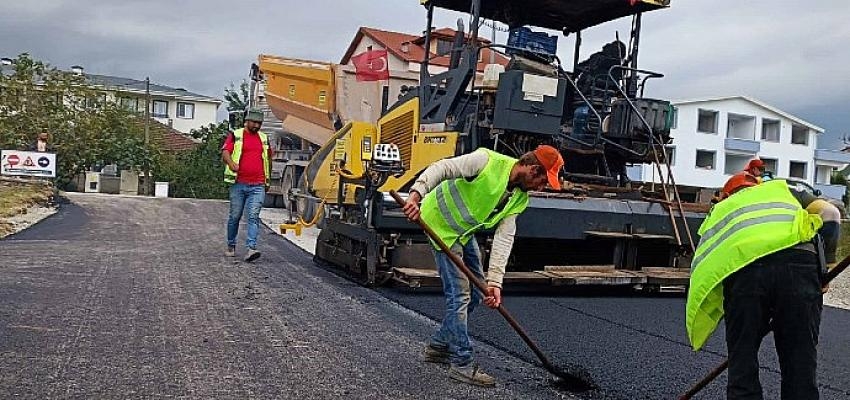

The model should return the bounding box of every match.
[70,65,84,75]
[401,41,410,53]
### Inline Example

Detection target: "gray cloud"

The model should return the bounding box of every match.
[2,0,848,147]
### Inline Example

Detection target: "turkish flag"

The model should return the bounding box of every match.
[351,49,390,81]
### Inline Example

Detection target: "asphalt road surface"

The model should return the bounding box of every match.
[0,194,574,400]
[2,193,849,399]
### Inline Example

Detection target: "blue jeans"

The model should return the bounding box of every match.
[429,237,485,367]
[227,183,265,249]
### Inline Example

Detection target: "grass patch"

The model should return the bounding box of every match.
[0,179,53,236]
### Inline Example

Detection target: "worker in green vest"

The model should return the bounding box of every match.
[401,145,564,387]
[686,177,841,400]
[221,108,271,262]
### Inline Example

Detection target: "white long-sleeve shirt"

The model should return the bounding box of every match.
[410,149,517,288]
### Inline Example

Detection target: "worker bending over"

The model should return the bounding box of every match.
[687,176,840,400]
[402,145,563,387]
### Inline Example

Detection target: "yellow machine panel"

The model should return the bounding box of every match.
[307,121,377,206]
[377,97,458,191]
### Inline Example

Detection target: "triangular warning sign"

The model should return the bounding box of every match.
[23,156,35,167]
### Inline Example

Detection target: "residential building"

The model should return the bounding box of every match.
[336,26,510,123]
[631,96,850,200]
[81,68,221,134]
[0,62,220,134]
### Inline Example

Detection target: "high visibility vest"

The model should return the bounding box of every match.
[686,179,823,350]
[420,149,529,249]
[224,128,270,185]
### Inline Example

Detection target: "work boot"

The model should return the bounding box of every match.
[244,248,261,262]
[448,363,496,387]
[225,246,236,257]
[422,344,451,364]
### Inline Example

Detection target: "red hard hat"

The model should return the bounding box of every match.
[747,159,765,170]
[722,173,758,197]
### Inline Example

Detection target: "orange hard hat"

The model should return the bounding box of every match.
[722,173,759,197]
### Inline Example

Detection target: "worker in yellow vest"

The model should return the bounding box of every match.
[401,145,563,387]
[686,178,841,399]
[221,109,271,262]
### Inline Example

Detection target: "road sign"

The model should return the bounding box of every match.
[1,150,56,178]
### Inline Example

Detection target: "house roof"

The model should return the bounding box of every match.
[150,119,200,152]
[1,64,219,103]
[340,26,509,72]
[673,95,824,133]
[86,74,221,103]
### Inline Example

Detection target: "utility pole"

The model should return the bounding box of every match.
[144,77,151,196]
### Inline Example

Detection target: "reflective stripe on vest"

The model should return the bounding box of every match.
[224,128,270,184]
[435,180,484,237]
[420,149,529,249]
[685,179,823,351]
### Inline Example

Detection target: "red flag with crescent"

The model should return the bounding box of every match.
[351,49,390,81]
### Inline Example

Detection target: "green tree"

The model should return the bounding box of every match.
[0,53,160,187]
[224,80,250,112]
[156,122,229,199]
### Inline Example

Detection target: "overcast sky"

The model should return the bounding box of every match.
[2,0,849,148]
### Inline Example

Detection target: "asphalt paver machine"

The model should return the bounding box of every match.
[299,0,706,290]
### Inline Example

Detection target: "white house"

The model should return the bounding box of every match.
[79,67,221,134]
[631,96,850,200]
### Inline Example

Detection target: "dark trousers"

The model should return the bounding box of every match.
[723,248,823,400]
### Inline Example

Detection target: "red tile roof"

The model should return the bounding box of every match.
[150,120,199,152]
[340,27,509,72]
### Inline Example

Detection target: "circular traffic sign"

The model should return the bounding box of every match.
[7,154,19,166]
[38,156,50,167]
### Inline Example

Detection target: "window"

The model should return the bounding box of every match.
[789,161,807,179]
[724,154,751,174]
[120,97,139,111]
[761,119,780,142]
[761,157,778,175]
[791,124,809,145]
[670,106,678,129]
[177,102,194,119]
[697,109,718,133]
[152,100,168,118]
[695,150,716,169]
[726,113,755,140]
[86,92,108,109]
[436,39,454,56]
[663,146,676,166]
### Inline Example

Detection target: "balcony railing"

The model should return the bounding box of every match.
[814,149,850,165]
[724,138,760,153]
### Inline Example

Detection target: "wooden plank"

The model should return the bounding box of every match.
[503,271,552,285]
[545,265,615,272]
[643,267,691,286]
[540,270,647,286]
[584,231,674,241]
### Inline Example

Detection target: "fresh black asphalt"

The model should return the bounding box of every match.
[0,194,574,399]
[3,193,849,399]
